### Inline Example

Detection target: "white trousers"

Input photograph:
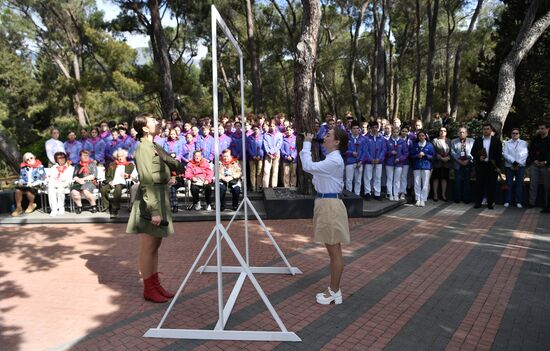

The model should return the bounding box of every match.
[363,164,382,196]
[263,156,280,188]
[400,164,410,194]
[413,169,431,201]
[385,166,403,197]
[345,164,363,195]
[48,186,67,212]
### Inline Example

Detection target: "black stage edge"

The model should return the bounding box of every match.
[264,188,363,219]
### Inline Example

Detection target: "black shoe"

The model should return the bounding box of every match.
[441,197,448,202]
[110,211,118,218]
[171,206,178,213]
[433,198,439,202]
[363,194,372,201]
[454,199,460,204]
[90,206,98,213]
[75,207,82,214]
[232,204,238,211]
[373,195,382,201]
[220,206,226,212]
[541,208,550,213]
[487,204,494,210]
[526,204,535,209]
[473,204,482,209]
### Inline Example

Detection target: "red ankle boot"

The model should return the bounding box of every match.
[143,275,168,303]
[152,272,175,298]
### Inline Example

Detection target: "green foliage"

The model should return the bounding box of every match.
[473,0,550,137]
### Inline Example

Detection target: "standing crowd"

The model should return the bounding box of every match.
[10,112,550,217]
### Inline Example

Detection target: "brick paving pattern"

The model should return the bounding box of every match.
[0,202,548,351]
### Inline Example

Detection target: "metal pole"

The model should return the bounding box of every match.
[240,55,250,265]
[211,5,224,329]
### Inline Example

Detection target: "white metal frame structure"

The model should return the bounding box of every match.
[143,5,301,342]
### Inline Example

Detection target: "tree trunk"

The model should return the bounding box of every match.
[219,60,239,117]
[444,2,456,116]
[245,0,263,114]
[375,0,389,118]
[348,1,368,120]
[414,0,422,120]
[148,0,175,119]
[294,0,321,195]
[450,0,484,120]
[0,131,21,173]
[424,0,439,124]
[278,57,292,115]
[488,0,550,134]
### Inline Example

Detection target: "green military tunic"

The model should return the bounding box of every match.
[126,138,181,237]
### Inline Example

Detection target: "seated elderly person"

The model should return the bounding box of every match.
[100,148,137,217]
[218,149,242,211]
[11,152,46,217]
[48,152,74,216]
[70,149,99,214]
[184,150,213,211]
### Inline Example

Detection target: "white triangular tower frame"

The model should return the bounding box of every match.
[143,5,301,342]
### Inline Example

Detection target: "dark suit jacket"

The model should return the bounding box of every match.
[471,136,503,169]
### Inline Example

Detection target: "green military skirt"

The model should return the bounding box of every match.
[126,184,174,237]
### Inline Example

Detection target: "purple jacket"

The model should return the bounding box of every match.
[263,131,283,156]
[64,140,83,165]
[247,134,265,159]
[410,141,434,170]
[362,134,387,164]
[197,135,215,162]
[385,137,409,167]
[345,134,366,165]
[218,133,232,154]
[281,134,297,163]
[82,137,106,164]
[181,142,196,164]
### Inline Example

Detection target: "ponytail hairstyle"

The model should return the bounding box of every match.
[332,128,349,154]
[133,112,157,139]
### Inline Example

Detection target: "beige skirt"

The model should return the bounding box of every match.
[313,198,350,245]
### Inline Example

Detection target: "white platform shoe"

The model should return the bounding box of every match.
[316,287,343,305]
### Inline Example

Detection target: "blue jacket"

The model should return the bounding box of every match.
[362,134,387,164]
[385,137,409,167]
[64,140,83,165]
[410,141,434,170]
[281,134,298,163]
[263,131,283,156]
[345,134,366,165]
[197,135,215,162]
[247,134,265,159]
[163,139,184,161]
[230,132,244,160]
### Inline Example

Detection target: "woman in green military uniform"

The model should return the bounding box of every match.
[127,113,183,303]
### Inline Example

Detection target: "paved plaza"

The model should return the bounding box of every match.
[1,202,549,351]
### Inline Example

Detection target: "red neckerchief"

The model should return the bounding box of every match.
[56,164,68,179]
[115,160,131,166]
[78,160,92,175]
[20,159,43,168]
[221,157,236,167]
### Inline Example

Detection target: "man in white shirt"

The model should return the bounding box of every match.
[45,128,66,166]
[503,128,528,208]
